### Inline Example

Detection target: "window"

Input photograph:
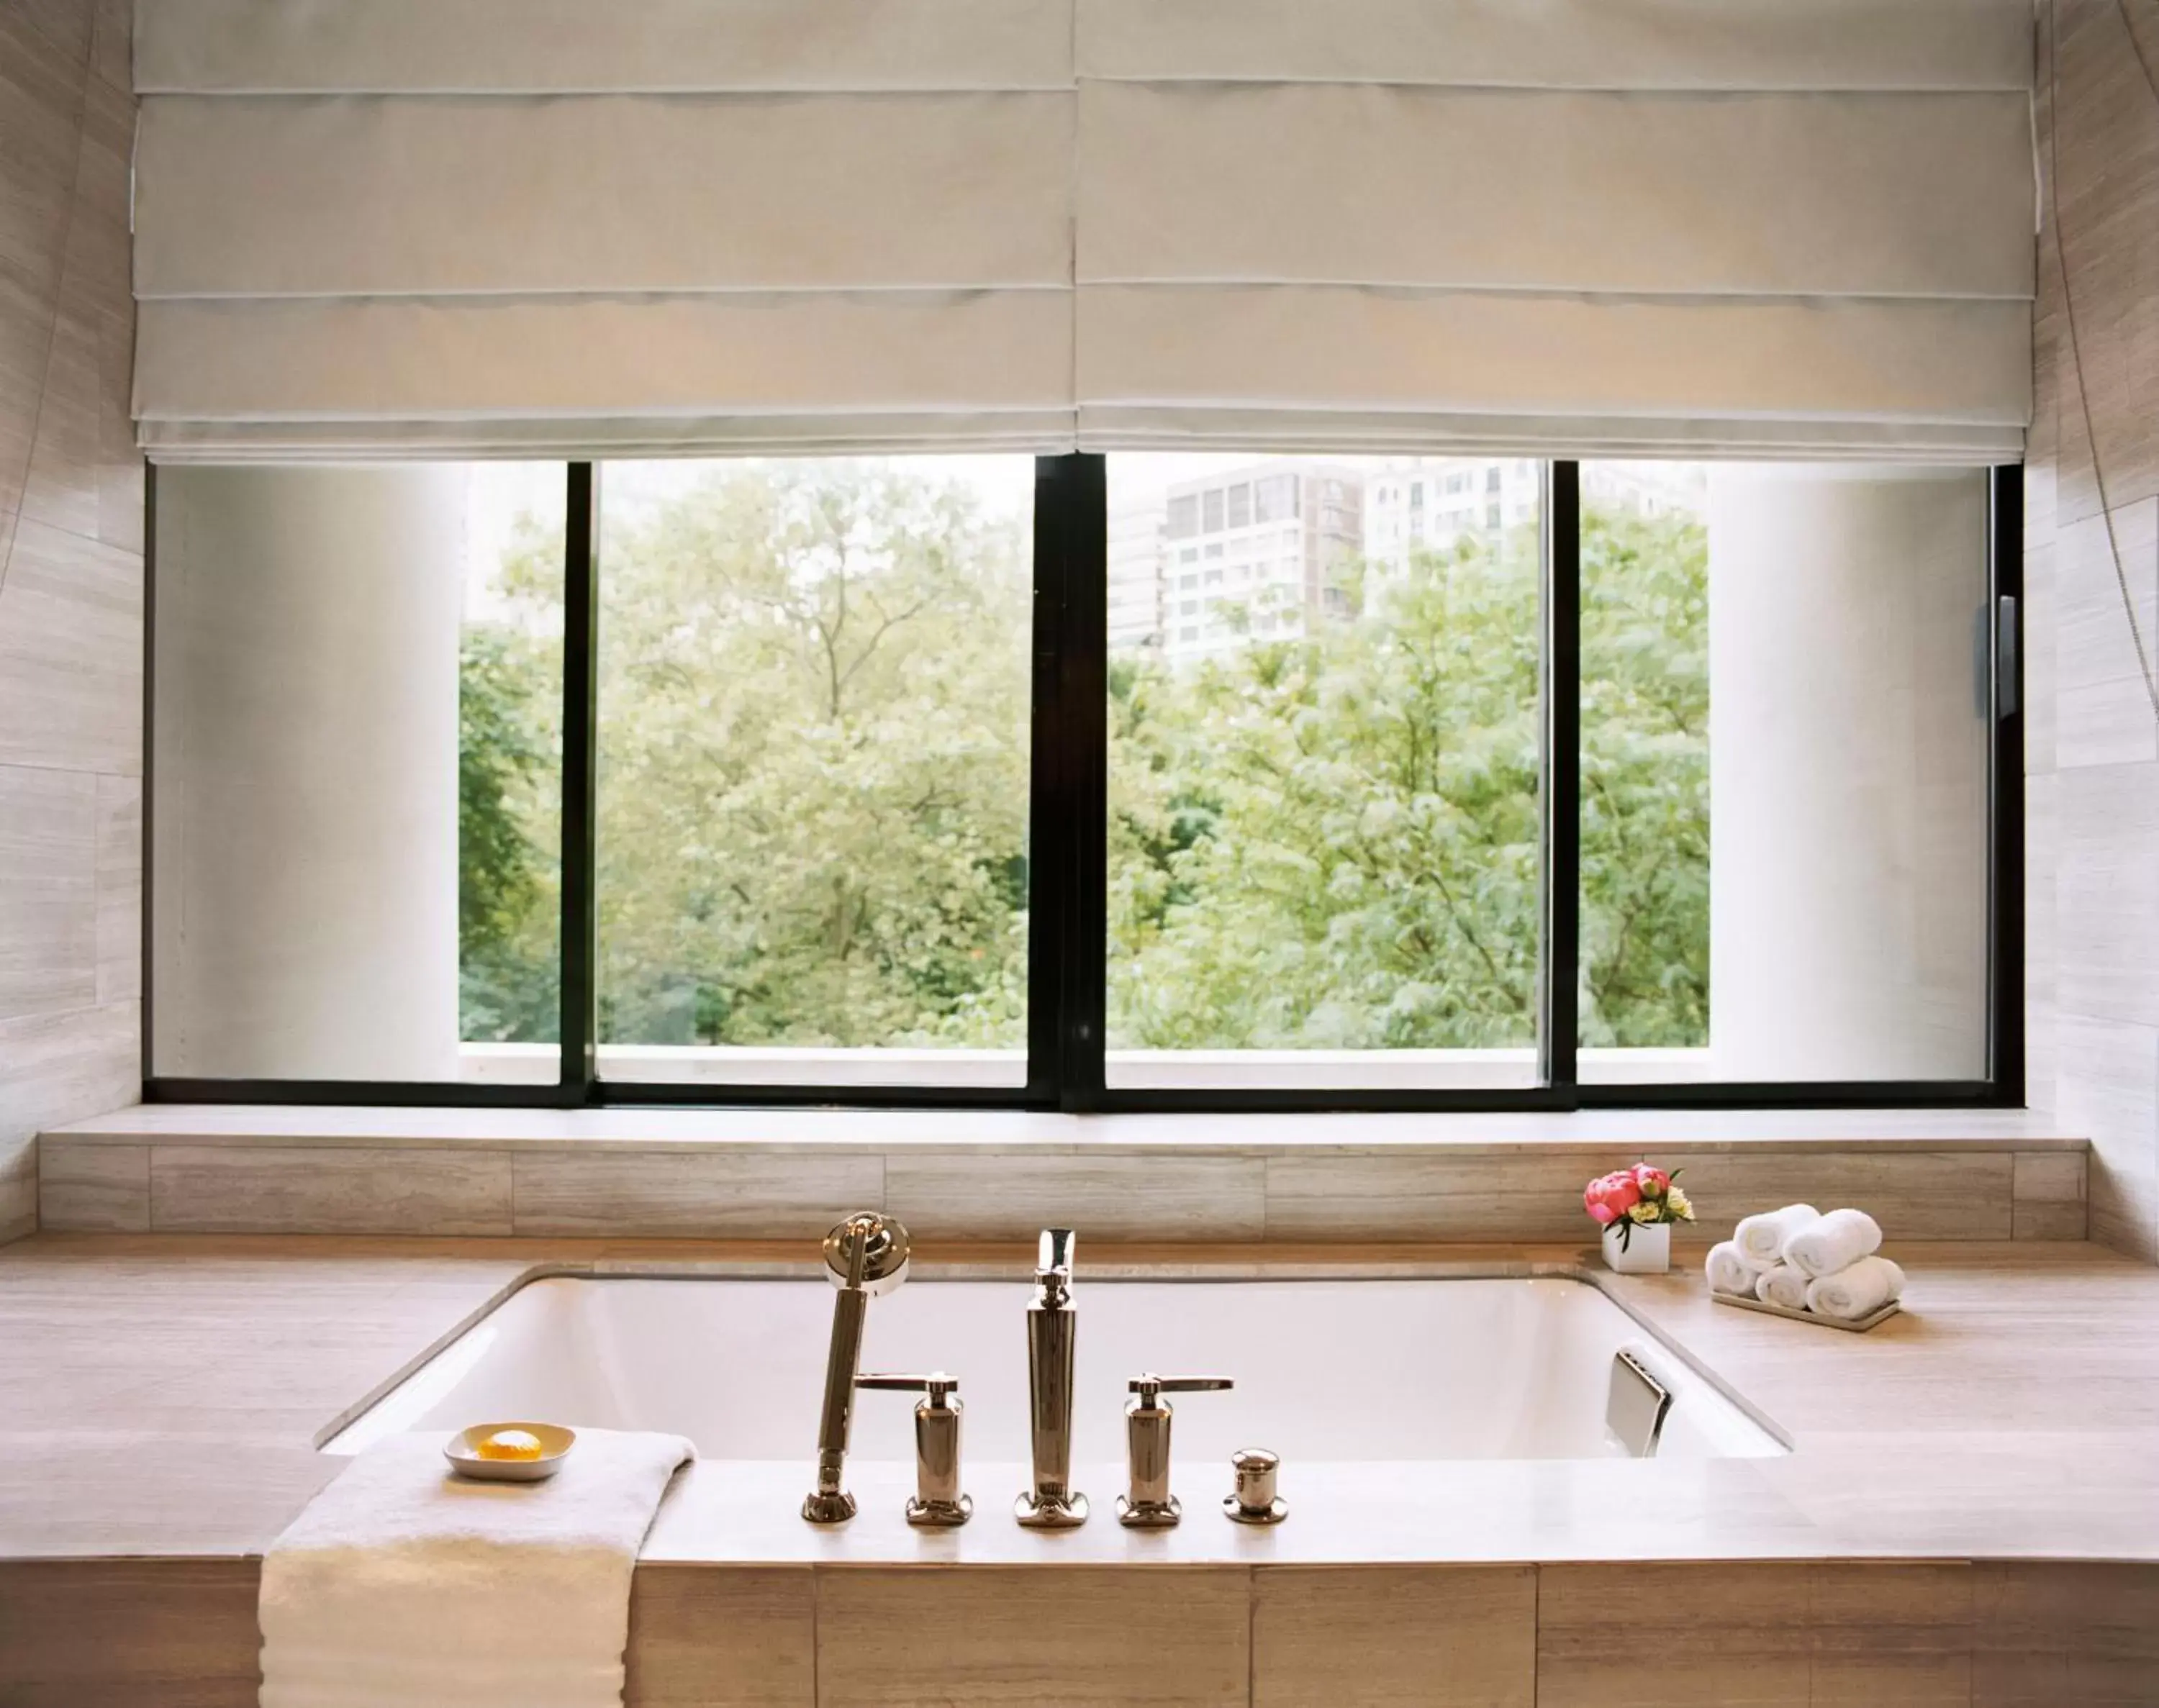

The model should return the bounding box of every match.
[1167,494,1198,539]
[1203,488,1225,532]
[1104,454,1544,1093]
[1227,483,1252,529]
[594,458,1034,1090]
[150,464,566,1086]
[148,453,2018,1110]
[1578,462,1994,1085]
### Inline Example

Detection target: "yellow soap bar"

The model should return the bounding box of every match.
[474,1428,544,1461]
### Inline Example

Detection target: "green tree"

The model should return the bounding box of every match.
[457,521,563,1043]
[592,464,1032,1049]
[1107,527,1545,1049]
[457,468,1710,1062]
[1578,504,1710,1047]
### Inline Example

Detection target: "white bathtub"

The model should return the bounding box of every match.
[325,1272,1785,1464]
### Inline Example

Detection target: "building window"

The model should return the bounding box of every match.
[1227,483,1252,529]
[1256,474,1298,522]
[1167,494,1198,538]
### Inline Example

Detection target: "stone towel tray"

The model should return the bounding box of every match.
[1711,1292,1903,1333]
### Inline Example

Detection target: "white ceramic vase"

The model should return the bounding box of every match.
[1601,1221,1671,1275]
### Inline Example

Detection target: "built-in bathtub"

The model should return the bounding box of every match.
[324,1271,1785,1464]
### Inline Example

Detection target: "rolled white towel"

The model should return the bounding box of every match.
[1805,1255,1906,1321]
[1754,1262,1810,1312]
[1783,1207,1883,1278]
[1705,1240,1757,1298]
[1732,1203,1820,1270]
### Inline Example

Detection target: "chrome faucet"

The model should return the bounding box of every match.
[802,1211,911,1525]
[1115,1372,1234,1528]
[1015,1227,1087,1527]
[855,1371,971,1527]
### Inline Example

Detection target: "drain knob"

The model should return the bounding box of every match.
[1223,1448,1287,1525]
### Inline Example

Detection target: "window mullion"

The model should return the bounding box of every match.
[558,461,600,1107]
[1542,460,1582,1096]
[1025,453,1108,1111]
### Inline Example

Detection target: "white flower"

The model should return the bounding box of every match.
[1627,1200,1660,1224]
[1667,1186,1695,1219]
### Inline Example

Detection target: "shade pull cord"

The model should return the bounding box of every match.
[2049,0,2159,726]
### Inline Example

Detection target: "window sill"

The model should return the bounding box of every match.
[50,1100,2078,1153]
[38,1104,2086,1243]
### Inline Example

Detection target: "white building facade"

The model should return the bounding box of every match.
[1109,462,1364,663]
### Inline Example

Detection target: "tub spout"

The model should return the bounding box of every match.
[1015,1227,1088,1527]
[802,1211,911,1525]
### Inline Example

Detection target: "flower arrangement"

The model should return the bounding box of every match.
[1584,1164,1695,1251]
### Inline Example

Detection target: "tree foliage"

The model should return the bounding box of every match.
[1107,537,1544,1049]
[456,522,562,1044]
[592,465,1031,1048]
[458,465,1708,1057]
[1578,505,1710,1048]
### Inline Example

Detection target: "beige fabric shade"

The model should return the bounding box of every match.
[131,0,2036,460]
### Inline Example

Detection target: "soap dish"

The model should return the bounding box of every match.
[1712,1292,1901,1334]
[444,1422,576,1481]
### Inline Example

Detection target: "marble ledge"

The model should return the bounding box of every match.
[43,1101,2087,1155]
[2,1235,2156,1571]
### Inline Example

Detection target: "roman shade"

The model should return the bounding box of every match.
[132,0,2036,460]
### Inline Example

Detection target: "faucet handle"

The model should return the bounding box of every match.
[856,1371,960,1404]
[1128,1373,1234,1407]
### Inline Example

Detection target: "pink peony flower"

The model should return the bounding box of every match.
[1583,1171,1642,1226]
[1631,1164,1670,1199]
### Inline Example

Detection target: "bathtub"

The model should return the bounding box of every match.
[324,1271,1785,1464]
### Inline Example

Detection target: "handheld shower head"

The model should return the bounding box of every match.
[822,1212,912,1298]
[805,1212,913,1524]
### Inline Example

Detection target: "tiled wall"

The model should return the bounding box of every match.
[8,1556,2157,1707]
[0,0,141,1243]
[2028,1,2159,1259]
[36,1131,2088,1243]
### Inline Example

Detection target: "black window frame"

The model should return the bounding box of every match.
[141,456,2026,1113]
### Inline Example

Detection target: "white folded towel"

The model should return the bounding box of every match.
[1805,1255,1906,1321]
[1753,1262,1811,1312]
[1732,1203,1819,1270]
[1783,1207,1883,1278]
[1705,1240,1757,1298]
[260,1427,694,1708]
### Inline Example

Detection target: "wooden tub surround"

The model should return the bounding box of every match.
[2,1234,2155,1705]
